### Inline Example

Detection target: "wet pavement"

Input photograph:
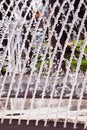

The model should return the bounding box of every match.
[0,72,87,98]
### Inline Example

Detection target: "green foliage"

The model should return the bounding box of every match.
[65,40,87,72]
[80,60,87,71]
[85,47,87,53]
[35,54,50,72]
[75,40,87,53]
[76,40,84,47]
[30,40,87,73]
[1,66,6,75]
[36,55,42,70]
[71,59,87,71]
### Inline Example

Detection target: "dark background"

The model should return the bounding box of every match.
[0,120,86,130]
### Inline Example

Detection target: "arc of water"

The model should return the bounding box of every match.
[0,21,24,105]
[74,70,87,128]
[39,0,84,126]
[53,9,87,127]
[17,0,62,124]
[0,0,33,101]
[35,0,74,126]
[0,0,32,72]
[1,0,40,123]
[64,32,87,127]
[84,99,87,129]
[27,0,85,127]
[8,0,51,124]
[51,0,85,126]
[34,0,83,126]
[25,0,69,125]
[0,0,87,127]
[0,0,33,59]
[0,0,8,13]
[0,0,14,28]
